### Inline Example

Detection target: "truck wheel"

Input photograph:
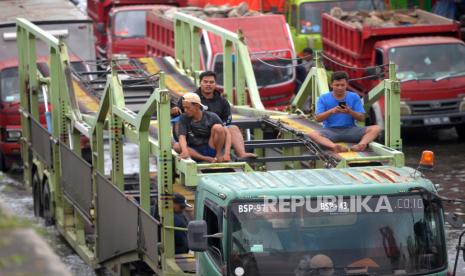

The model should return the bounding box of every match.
[32,171,43,217]
[456,125,465,140]
[42,178,54,226]
[0,152,5,172]
[0,152,10,172]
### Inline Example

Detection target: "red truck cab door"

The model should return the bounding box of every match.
[367,47,387,88]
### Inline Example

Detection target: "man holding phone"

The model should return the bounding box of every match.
[307,71,381,152]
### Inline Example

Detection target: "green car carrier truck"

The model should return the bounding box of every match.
[15,10,464,276]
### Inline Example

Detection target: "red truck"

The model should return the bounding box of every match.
[87,0,186,59]
[322,9,465,139]
[0,0,95,171]
[146,8,296,108]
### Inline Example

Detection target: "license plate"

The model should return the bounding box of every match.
[424,117,450,125]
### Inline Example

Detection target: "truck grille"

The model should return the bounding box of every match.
[410,99,460,114]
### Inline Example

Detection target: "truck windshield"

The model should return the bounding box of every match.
[0,67,20,102]
[229,194,446,275]
[213,54,294,87]
[389,43,465,81]
[1,65,49,103]
[114,10,146,38]
[300,0,385,34]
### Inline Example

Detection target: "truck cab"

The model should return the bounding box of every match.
[87,0,186,59]
[0,0,95,171]
[106,5,163,59]
[371,37,465,137]
[146,11,297,108]
[206,16,296,108]
[0,59,29,170]
[286,0,386,53]
[191,167,448,275]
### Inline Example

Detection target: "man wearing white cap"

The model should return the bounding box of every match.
[177,92,227,162]
[172,71,256,161]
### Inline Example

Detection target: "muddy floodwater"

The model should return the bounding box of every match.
[403,128,465,274]
[0,129,465,275]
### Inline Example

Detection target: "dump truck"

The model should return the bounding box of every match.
[16,11,465,276]
[0,0,95,171]
[184,0,436,54]
[184,0,387,53]
[321,8,465,139]
[87,0,187,59]
[146,6,296,108]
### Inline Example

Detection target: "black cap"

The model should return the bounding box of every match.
[173,193,192,208]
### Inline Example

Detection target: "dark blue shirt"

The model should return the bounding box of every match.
[174,212,188,254]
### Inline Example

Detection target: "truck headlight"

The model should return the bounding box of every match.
[460,98,465,112]
[400,101,411,116]
[6,130,21,141]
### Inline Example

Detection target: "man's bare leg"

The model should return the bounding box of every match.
[174,140,216,163]
[307,131,348,153]
[222,126,232,162]
[172,142,181,153]
[209,124,227,161]
[351,125,381,152]
[187,148,216,162]
[228,125,257,158]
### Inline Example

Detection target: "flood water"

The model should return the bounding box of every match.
[0,174,96,276]
[0,129,464,275]
[403,127,465,274]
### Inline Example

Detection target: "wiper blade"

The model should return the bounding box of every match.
[435,71,465,82]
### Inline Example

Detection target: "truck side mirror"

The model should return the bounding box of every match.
[365,67,383,80]
[446,212,464,229]
[96,23,105,34]
[187,220,208,252]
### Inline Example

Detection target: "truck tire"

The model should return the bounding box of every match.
[0,152,6,172]
[456,125,465,140]
[42,178,54,226]
[32,171,43,217]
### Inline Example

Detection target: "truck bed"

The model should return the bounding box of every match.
[72,57,391,171]
[321,9,460,65]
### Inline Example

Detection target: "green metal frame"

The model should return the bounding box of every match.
[291,55,403,166]
[16,12,407,275]
[291,53,328,114]
[173,12,264,110]
[16,18,191,276]
[362,63,402,151]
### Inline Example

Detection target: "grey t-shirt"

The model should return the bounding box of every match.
[178,111,222,147]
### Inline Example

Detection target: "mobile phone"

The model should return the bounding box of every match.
[338,101,347,108]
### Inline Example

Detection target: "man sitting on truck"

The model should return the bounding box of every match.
[172,71,256,161]
[176,92,227,162]
[307,71,381,152]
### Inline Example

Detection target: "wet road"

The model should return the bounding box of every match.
[0,174,96,276]
[0,129,464,275]
[403,127,465,274]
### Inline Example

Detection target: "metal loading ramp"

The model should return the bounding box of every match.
[16,14,406,275]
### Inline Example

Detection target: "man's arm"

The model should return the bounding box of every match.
[178,135,190,159]
[315,106,340,122]
[346,109,365,122]
[343,94,365,122]
[221,98,232,125]
[177,116,190,159]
